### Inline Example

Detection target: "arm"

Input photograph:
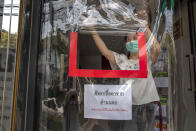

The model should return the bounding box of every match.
[89,28,117,66]
[145,27,161,64]
[135,10,161,64]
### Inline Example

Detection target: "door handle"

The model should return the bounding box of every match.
[186,54,195,91]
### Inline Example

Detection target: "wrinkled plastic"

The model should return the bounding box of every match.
[38,0,177,131]
[42,0,162,37]
[62,0,148,31]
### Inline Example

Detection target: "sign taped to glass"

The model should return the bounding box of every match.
[84,84,132,120]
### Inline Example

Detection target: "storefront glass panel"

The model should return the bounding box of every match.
[35,0,196,131]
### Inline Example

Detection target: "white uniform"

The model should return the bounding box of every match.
[110,51,160,105]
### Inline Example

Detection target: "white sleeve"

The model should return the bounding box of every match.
[113,52,137,70]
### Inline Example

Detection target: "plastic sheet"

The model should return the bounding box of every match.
[42,0,162,37]
[37,0,177,131]
[63,0,149,31]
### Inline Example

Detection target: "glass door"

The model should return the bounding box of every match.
[13,0,196,131]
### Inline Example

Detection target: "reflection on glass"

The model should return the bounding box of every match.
[36,0,196,131]
[1,2,19,48]
[38,1,160,131]
[0,0,20,130]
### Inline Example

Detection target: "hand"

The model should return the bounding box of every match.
[87,25,98,36]
[87,25,96,31]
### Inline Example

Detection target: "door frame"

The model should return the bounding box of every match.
[188,0,196,106]
[12,0,42,131]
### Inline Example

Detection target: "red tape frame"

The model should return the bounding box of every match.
[69,32,147,78]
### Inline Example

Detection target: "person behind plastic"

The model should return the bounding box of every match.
[88,9,161,131]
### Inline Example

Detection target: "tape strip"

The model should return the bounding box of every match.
[69,32,147,78]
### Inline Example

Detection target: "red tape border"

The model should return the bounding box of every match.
[69,32,147,78]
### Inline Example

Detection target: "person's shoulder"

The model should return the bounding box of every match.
[112,51,135,70]
[113,51,127,59]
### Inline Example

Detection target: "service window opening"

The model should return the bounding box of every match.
[77,32,131,70]
[69,31,147,78]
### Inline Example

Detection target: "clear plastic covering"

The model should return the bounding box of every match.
[37,0,179,131]
[66,0,149,30]
[42,0,161,35]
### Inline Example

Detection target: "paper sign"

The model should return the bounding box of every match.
[154,77,168,87]
[84,84,132,120]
